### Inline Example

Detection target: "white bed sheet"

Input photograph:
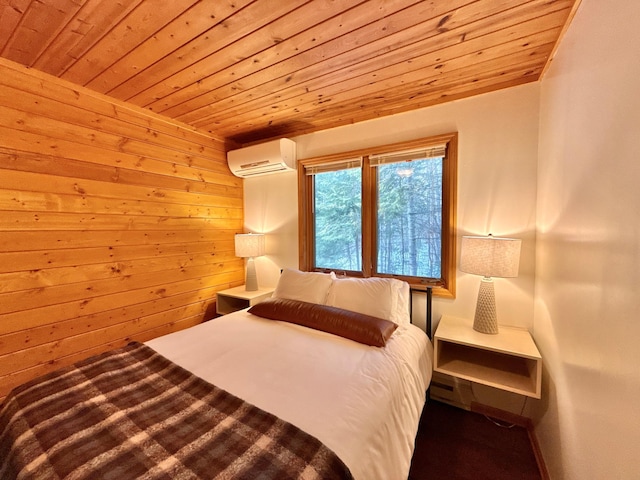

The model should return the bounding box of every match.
[146,308,433,480]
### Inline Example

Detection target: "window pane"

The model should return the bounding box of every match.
[376,158,442,278]
[314,168,362,270]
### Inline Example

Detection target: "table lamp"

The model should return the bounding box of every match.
[460,234,522,334]
[234,233,265,291]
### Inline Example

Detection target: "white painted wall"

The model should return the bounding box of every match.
[244,83,540,335]
[244,170,300,288]
[534,0,640,478]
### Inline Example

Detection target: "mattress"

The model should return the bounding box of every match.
[146,307,433,480]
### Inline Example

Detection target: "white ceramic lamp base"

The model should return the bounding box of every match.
[245,257,258,291]
[473,277,498,334]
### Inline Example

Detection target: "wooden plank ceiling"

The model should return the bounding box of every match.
[0,0,579,144]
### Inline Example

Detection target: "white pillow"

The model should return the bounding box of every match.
[392,280,411,325]
[273,268,334,305]
[326,277,410,325]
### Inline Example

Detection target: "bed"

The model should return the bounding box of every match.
[0,269,433,480]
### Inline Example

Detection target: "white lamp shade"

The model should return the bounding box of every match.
[234,233,265,258]
[460,235,521,278]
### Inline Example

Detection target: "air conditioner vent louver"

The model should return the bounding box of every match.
[227,138,296,177]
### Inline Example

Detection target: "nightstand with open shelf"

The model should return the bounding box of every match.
[434,315,542,399]
[216,286,274,315]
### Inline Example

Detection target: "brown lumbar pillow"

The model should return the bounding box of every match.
[248,297,398,347]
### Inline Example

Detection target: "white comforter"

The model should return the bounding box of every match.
[146,308,432,480]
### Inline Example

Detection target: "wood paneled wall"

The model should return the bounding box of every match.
[0,58,244,401]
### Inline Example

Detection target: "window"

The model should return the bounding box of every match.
[299,133,457,298]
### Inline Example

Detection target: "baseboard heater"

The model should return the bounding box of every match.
[430,371,473,410]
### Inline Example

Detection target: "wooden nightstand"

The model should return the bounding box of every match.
[216,286,274,315]
[434,315,542,398]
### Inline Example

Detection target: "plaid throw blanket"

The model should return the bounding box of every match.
[0,342,352,480]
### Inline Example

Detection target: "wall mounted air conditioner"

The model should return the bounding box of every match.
[227,138,296,178]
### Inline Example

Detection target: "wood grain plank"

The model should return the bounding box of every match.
[190,0,555,128]
[0,0,31,51]
[61,0,201,86]
[0,1,579,145]
[0,240,236,275]
[113,0,310,103]
[165,0,539,121]
[0,252,234,294]
[209,27,560,134]
[188,1,570,129]
[0,172,241,217]
[0,313,206,400]
[87,0,253,94]
[0,210,243,232]
[0,59,244,398]
[0,302,211,375]
[0,288,218,355]
[0,229,236,253]
[0,261,237,316]
[0,152,240,205]
[0,85,230,170]
[0,125,241,187]
[292,54,548,130]
[33,0,144,75]
[222,64,541,142]
[0,0,82,66]
[0,150,242,199]
[148,0,433,115]
[0,270,243,336]
[0,58,229,151]
[0,189,241,220]
[0,102,214,169]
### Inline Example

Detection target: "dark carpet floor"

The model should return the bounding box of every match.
[408,400,542,480]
